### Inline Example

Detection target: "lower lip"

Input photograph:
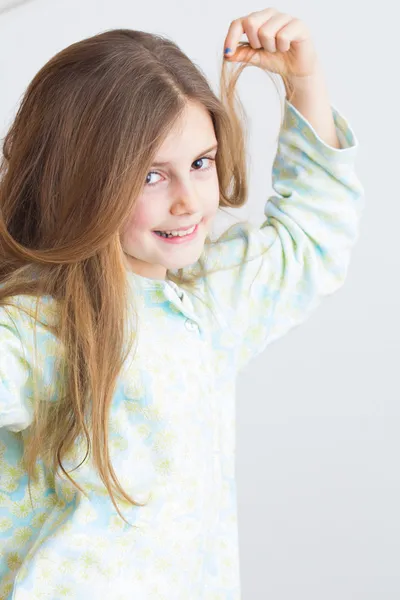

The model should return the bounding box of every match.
[151,222,200,244]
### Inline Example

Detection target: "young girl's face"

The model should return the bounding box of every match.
[121,100,220,280]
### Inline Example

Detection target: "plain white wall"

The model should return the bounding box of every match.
[0,0,398,598]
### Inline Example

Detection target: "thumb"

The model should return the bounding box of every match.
[224,43,261,66]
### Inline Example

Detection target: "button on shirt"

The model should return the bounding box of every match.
[184,318,198,332]
[0,99,364,599]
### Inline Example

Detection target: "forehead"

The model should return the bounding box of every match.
[153,101,217,162]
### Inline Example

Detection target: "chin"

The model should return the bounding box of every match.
[164,250,205,272]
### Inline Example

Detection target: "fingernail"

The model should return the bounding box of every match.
[224,47,232,54]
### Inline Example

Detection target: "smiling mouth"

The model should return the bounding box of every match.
[152,218,203,238]
[152,221,201,234]
[152,222,200,242]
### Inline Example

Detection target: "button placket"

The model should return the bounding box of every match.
[164,282,202,334]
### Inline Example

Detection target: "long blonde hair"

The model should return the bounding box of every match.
[0,29,292,524]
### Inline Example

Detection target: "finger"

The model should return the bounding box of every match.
[259,13,293,53]
[223,19,250,56]
[276,18,309,46]
[224,8,276,55]
[242,14,264,49]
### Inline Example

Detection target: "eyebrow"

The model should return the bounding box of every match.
[151,144,218,168]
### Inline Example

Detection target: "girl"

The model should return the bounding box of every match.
[0,8,364,599]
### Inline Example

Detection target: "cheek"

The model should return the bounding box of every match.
[209,179,220,212]
[123,201,155,236]
[131,211,150,231]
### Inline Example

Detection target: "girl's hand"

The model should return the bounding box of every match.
[223,8,319,80]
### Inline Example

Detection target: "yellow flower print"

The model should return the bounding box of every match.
[6,551,23,571]
[55,584,74,598]
[1,474,20,493]
[31,511,48,529]
[110,434,128,452]
[4,463,25,479]
[13,526,33,547]
[137,423,152,439]
[153,429,175,452]
[10,498,32,519]
[155,458,172,476]
[0,517,13,531]
[0,582,14,600]
[81,551,96,570]
[57,559,71,577]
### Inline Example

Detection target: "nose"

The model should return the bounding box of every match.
[170,178,201,215]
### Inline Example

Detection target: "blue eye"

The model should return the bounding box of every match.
[145,156,216,187]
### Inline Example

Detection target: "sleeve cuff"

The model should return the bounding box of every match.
[282,98,359,163]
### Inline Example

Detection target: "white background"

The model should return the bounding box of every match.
[0,0,398,597]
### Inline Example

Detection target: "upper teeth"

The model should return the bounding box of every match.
[159,224,196,236]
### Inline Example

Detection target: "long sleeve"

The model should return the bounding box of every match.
[0,306,33,432]
[189,99,364,371]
